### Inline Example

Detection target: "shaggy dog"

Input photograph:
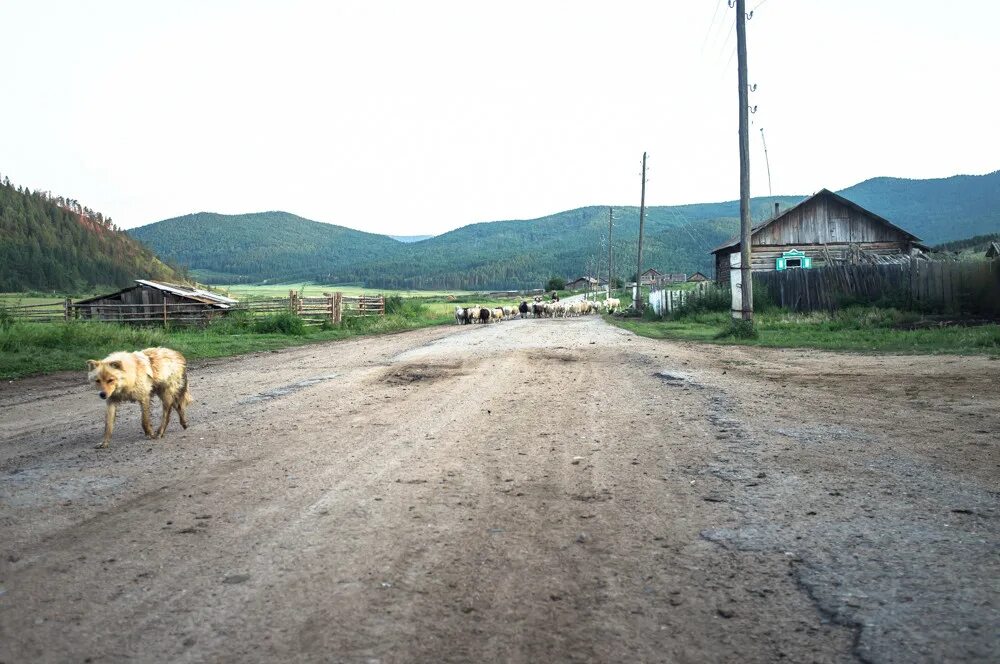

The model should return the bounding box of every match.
[87,347,192,448]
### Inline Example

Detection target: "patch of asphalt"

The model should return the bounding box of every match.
[688,383,999,664]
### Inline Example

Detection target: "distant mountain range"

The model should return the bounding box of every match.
[127,170,998,290]
[390,235,434,243]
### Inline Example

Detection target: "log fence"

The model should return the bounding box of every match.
[1,292,385,326]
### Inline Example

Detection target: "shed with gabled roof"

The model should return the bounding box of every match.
[73,280,238,324]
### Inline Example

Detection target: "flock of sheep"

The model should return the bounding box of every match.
[454,297,621,325]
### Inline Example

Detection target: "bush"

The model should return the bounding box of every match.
[252,312,306,335]
[384,295,429,318]
[545,277,567,291]
[206,309,255,335]
[716,318,758,339]
[670,286,730,319]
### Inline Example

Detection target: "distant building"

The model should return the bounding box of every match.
[641,268,687,287]
[566,276,600,291]
[987,241,1000,259]
[687,272,710,282]
[711,189,925,283]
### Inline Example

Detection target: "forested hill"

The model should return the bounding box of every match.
[129,170,1000,290]
[0,177,183,292]
[129,211,408,284]
[839,171,1000,244]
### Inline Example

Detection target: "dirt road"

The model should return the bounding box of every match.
[1,317,997,663]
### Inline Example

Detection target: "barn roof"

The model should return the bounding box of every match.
[74,280,238,307]
[710,189,924,254]
[987,241,1000,258]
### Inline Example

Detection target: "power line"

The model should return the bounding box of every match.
[702,0,728,54]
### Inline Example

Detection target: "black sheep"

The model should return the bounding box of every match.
[519,301,529,317]
[479,307,491,324]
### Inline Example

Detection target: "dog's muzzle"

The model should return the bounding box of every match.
[99,392,107,399]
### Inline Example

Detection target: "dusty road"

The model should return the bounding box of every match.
[1,317,997,663]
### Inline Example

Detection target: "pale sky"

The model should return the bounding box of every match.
[2,1,997,235]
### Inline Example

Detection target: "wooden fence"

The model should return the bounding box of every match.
[753,260,1000,315]
[2,292,386,326]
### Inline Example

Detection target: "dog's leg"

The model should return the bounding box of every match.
[156,396,174,438]
[176,395,188,429]
[140,397,154,438]
[97,403,117,449]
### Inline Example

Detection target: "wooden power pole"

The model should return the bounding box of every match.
[635,152,648,311]
[736,0,753,322]
[607,206,613,297]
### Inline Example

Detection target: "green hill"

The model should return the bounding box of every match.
[838,171,1000,244]
[129,211,407,285]
[128,171,1000,290]
[0,176,183,293]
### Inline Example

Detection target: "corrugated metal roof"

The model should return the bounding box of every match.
[134,280,238,306]
[75,280,238,307]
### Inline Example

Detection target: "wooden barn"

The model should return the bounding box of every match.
[711,189,925,284]
[687,272,710,282]
[73,280,238,324]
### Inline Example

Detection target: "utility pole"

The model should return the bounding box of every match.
[607,206,613,297]
[635,151,648,311]
[736,0,753,322]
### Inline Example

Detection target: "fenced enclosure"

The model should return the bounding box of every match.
[1,291,386,326]
[753,260,1000,316]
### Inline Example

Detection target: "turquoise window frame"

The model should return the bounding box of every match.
[775,249,812,271]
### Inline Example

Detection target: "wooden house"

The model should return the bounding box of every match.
[640,268,687,287]
[566,276,599,291]
[687,272,710,282]
[711,189,925,284]
[73,280,238,324]
[986,241,1000,259]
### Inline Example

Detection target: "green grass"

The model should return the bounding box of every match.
[0,303,455,380]
[608,307,1000,356]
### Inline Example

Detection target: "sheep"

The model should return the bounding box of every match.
[479,307,491,324]
[454,306,465,324]
[605,298,621,313]
[492,308,505,322]
[519,301,529,318]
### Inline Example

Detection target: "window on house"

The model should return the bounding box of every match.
[785,258,802,268]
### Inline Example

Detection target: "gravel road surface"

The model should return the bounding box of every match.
[1,317,997,663]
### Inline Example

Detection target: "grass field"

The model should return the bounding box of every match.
[608,308,1000,357]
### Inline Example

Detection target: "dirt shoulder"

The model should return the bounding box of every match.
[0,318,996,663]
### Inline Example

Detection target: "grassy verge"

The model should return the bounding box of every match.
[607,308,1000,356]
[0,302,454,380]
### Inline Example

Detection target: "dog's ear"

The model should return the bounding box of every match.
[108,360,123,370]
[86,360,99,370]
